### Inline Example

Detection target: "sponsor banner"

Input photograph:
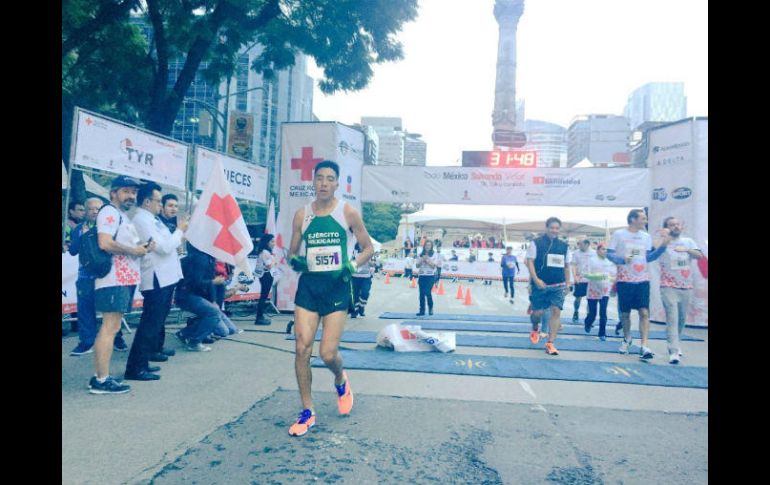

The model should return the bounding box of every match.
[227,111,255,159]
[62,254,143,314]
[647,119,707,326]
[194,146,268,204]
[72,108,189,189]
[382,258,531,282]
[276,122,365,310]
[362,166,649,207]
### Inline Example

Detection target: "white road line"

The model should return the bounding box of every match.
[519,380,537,399]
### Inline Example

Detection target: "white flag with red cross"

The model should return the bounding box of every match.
[186,159,254,275]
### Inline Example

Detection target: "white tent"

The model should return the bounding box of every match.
[403,204,634,238]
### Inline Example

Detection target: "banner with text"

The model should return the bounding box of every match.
[195,146,268,204]
[647,118,708,326]
[72,108,189,189]
[275,122,365,311]
[382,257,531,282]
[362,166,649,207]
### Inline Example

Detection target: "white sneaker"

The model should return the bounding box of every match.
[618,339,632,354]
[639,346,654,362]
[539,332,548,339]
[669,353,680,365]
[678,350,684,357]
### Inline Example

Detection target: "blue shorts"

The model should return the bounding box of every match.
[530,285,566,311]
[95,285,136,314]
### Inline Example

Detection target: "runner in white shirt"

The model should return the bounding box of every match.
[571,239,595,323]
[415,240,441,316]
[658,217,704,364]
[582,243,616,340]
[607,209,670,362]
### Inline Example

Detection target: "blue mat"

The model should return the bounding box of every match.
[311,350,708,389]
[379,312,618,326]
[288,331,641,354]
[400,320,704,342]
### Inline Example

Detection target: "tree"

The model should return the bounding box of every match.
[362,202,417,243]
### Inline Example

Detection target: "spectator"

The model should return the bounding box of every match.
[254,234,276,326]
[404,250,415,280]
[64,200,86,252]
[159,194,179,233]
[68,197,128,356]
[89,176,154,395]
[350,243,374,318]
[449,249,459,262]
[124,182,188,381]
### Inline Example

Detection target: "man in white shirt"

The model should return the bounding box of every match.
[658,217,704,364]
[124,182,188,381]
[571,239,595,323]
[90,176,155,394]
[607,209,669,362]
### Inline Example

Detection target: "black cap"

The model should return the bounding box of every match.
[111,175,143,189]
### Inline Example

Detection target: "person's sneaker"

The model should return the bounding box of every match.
[236,328,245,334]
[678,350,684,358]
[572,312,579,324]
[161,348,176,357]
[668,353,680,365]
[358,309,365,317]
[149,352,169,362]
[598,335,607,342]
[504,292,509,298]
[545,342,559,355]
[639,346,654,362]
[288,409,316,437]
[70,342,94,356]
[428,309,433,316]
[254,317,271,326]
[88,376,130,395]
[335,372,354,415]
[509,298,514,305]
[614,323,622,336]
[584,321,593,334]
[416,312,426,317]
[187,342,212,352]
[175,330,189,346]
[539,331,548,339]
[202,335,216,344]
[618,339,632,354]
[113,335,128,352]
[349,311,358,319]
[529,330,540,344]
[185,342,211,352]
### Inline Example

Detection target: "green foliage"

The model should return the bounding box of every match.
[362,202,415,243]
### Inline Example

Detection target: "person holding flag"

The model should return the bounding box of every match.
[286,160,374,437]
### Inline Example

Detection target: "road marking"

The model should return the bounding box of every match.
[519,380,537,398]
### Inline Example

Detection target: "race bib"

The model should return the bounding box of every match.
[307,246,342,272]
[673,252,690,269]
[625,243,644,259]
[546,254,565,268]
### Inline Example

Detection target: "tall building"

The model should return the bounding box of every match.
[623,82,687,131]
[567,115,630,167]
[403,133,427,166]
[522,119,566,168]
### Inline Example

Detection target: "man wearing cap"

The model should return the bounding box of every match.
[89,176,156,394]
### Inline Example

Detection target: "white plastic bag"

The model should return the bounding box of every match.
[376,323,456,353]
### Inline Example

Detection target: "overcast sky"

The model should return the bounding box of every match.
[308,0,708,166]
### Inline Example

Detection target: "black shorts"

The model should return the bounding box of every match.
[616,281,650,313]
[95,285,136,313]
[573,282,588,297]
[294,274,352,317]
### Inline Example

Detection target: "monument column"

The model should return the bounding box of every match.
[492,0,525,147]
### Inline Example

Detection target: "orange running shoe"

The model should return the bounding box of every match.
[288,409,316,437]
[545,341,559,355]
[335,371,354,415]
[530,330,540,344]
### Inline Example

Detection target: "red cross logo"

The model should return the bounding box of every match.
[85,117,93,126]
[291,147,322,181]
[106,216,115,224]
[206,194,243,255]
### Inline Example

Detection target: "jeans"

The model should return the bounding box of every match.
[585,297,609,336]
[418,275,434,313]
[352,277,372,315]
[503,276,515,296]
[661,287,692,355]
[76,278,123,347]
[176,292,221,344]
[256,272,274,320]
[126,279,175,374]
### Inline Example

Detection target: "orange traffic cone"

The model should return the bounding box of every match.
[455,284,464,299]
[437,281,446,295]
[410,277,417,288]
[385,273,391,284]
[464,287,473,305]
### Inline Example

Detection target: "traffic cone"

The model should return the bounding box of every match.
[385,273,391,284]
[437,281,446,295]
[410,278,417,288]
[431,283,438,293]
[464,287,473,305]
[455,284,464,299]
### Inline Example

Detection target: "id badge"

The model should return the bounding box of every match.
[307,246,342,272]
[546,254,565,268]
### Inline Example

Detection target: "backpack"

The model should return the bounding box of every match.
[78,205,122,278]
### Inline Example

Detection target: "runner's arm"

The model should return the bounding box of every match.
[606,249,626,265]
[345,204,374,266]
